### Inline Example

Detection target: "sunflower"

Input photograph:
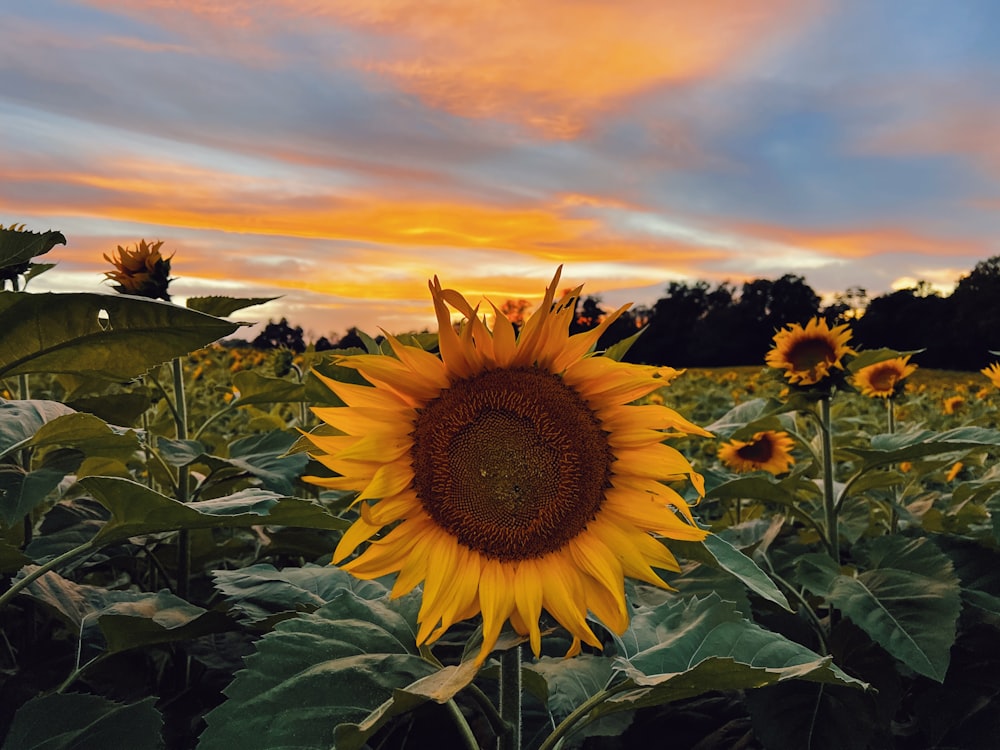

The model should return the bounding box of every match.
[943,395,964,415]
[852,356,917,398]
[982,362,1000,389]
[765,317,854,386]
[304,269,709,664]
[717,431,796,475]
[103,239,173,300]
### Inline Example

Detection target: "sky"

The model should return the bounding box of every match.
[3,0,1000,341]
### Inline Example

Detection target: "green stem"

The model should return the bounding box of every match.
[819,397,839,565]
[171,358,191,601]
[444,698,480,750]
[887,397,899,534]
[17,373,29,400]
[499,646,522,750]
[0,538,98,610]
[464,683,507,741]
[760,559,829,654]
[538,681,633,750]
[192,403,235,441]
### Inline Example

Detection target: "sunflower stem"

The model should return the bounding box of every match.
[538,681,634,750]
[171,358,191,601]
[887,397,899,534]
[499,645,522,750]
[819,397,839,566]
[444,698,480,750]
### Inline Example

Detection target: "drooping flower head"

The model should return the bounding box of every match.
[104,239,173,300]
[718,431,796,475]
[304,268,710,664]
[852,355,917,399]
[765,317,854,386]
[981,362,1000,389]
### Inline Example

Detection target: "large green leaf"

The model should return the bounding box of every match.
[199,588,438,750]
[704,398,795,440]
[212,562,386,624]
[185,295,277,317]
[843,427,1000,469]
[0,447,81,526]
[0,292,240,380]
[799,536,961,682]
[669,533,791,611]
[15,567,231,653]
[0,400,76,458]
[194,430,309,495]
[746,680,877,750]
[0,226,65,270]
[2,694,162,750]
[231,370,306,405]
[24,412,139,461]
[78,476,347,545]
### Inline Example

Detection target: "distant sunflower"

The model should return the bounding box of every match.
[104,239,173,300]
[718,431,796,475]
[766,318,854,386]
[304,269,710,664]
[943,396,965,415]
[852,356,917,398]
[982,362,1000,389]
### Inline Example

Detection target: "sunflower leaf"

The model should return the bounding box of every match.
[1,694,162,750]
[185,295,277,317]
[231,370,307,405]
[199,589,436,750]
[842,427,1000,469]
[604,593,864,717]
[669,534,792,611]
[0,292,241,380]
[77,476,347,545]
[799,536,960,682]
[0,226,65,270]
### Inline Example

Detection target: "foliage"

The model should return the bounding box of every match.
[3,233,1000,749]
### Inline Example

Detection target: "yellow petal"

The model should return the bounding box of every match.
[476,559,516,666]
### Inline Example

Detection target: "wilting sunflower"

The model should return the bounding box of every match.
[852,355,917,398]
[304,269,710,664]
[765,317,854,386]
[104,239,173,300]
[982,362,1000,389]
[718,431,796,475]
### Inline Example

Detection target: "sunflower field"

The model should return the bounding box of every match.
[3,227,1000,750]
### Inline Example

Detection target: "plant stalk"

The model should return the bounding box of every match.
[499,646,522,750]
[171,358,192,601]
[887,397,899,534]
[819,397,839,565]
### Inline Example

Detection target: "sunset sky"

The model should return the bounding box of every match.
[3,0,999,340]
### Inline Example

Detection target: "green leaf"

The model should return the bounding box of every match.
[0,292,240,380]
[527,655,614,721]
[603,327,644,361]
[21,262,56,285]
[0,539,30,573]
[24,412,139,461]
[196,431,309,495]
[185,296,278,317]
[669,534,791,611]
[199,589,437,750]
[805,536,961,682]
[843,427,1000,469]
[2,694,162,750]
[78,476,347,545]
[847,347,923,373]
[704,398,794,439]
[0,226,65,270]
[0,399,76,458]
[232,370,306,405]
[0,448,81,526]
[212,562,386,624]
[613,593,860,686]
[746,680,877,750]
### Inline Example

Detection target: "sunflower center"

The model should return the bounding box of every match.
[737,438,775,463]
[788,337,836,372]
[410,366,613,561]
[868,366,898,392]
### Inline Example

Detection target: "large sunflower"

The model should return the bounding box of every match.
[718,430,796,475]
[765,317,854,386]
[304,269,709,664]
[852,355,917,398]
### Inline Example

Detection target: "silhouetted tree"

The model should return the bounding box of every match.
[853,288,949,367]
[947,255,1000,369]
[251,318,306,352]
[335,327,366,350]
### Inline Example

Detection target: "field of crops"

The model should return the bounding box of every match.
[3,231,1000,750]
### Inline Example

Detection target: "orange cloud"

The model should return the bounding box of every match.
[334,0,823,137]
[731,221,985,260]
[81,0,823,138]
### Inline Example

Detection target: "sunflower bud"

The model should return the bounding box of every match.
[103,239,173,300]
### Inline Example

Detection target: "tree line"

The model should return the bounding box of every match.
[242,254,1000,371]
